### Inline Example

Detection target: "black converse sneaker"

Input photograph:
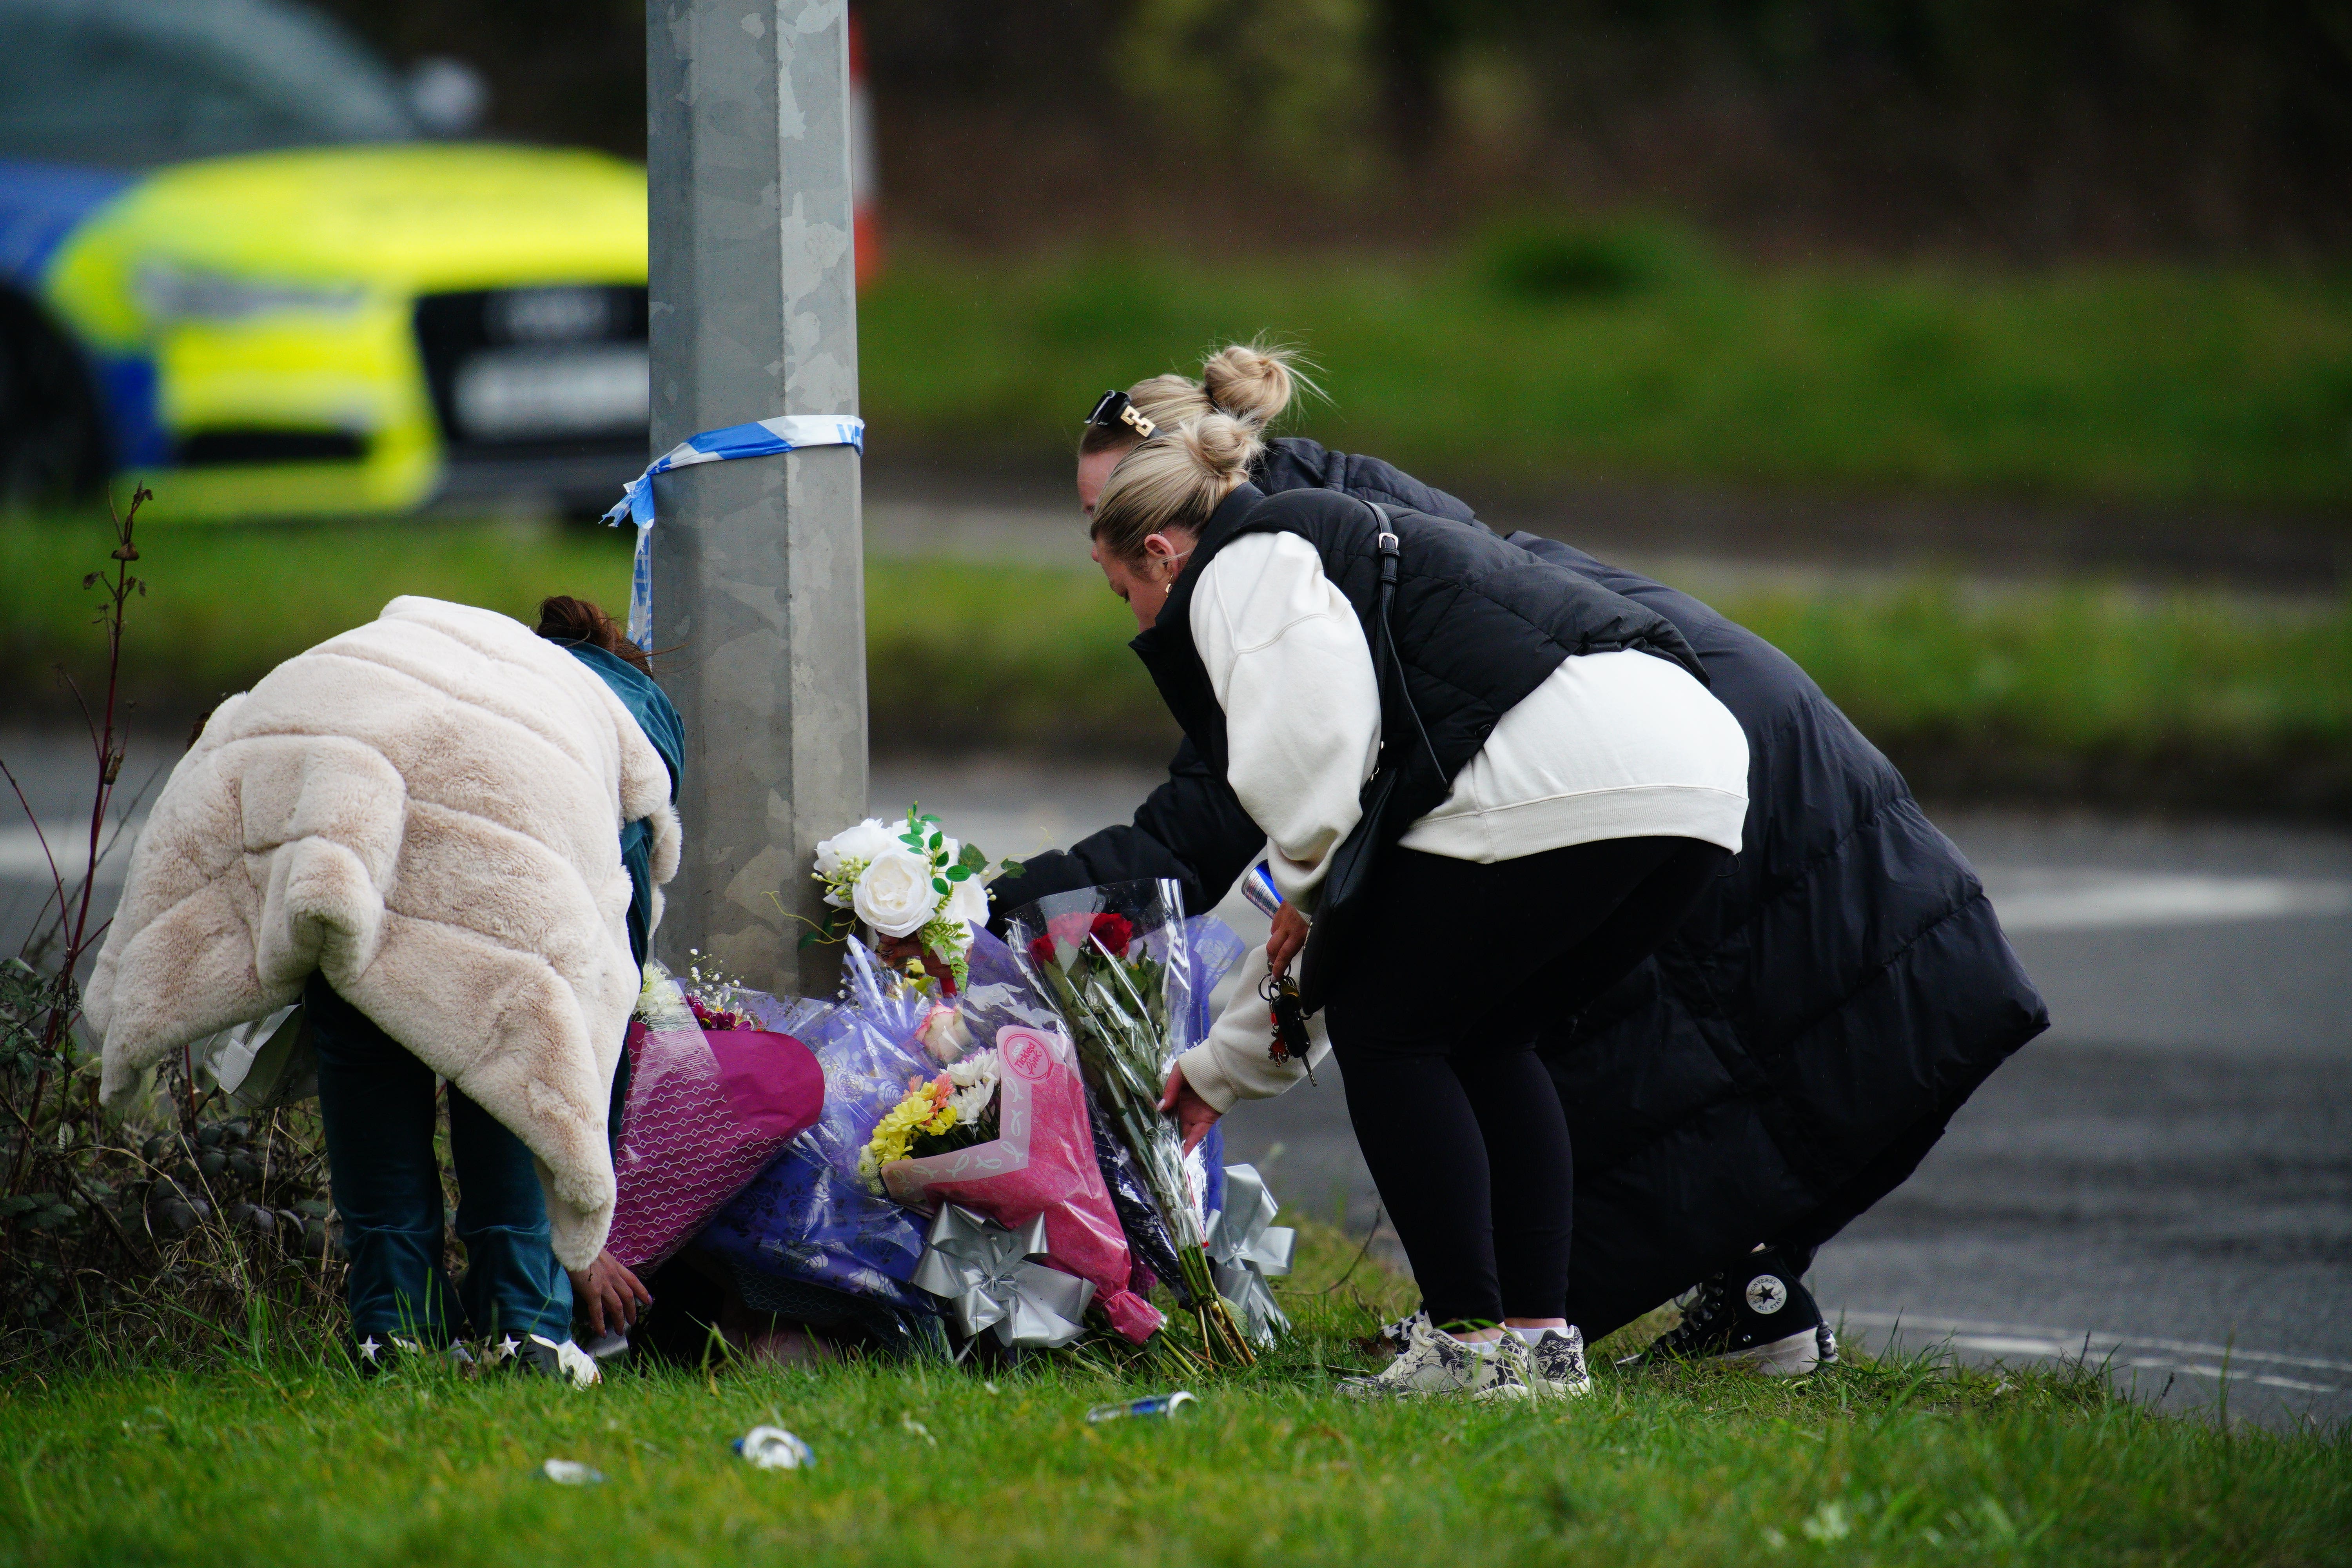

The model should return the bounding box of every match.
[1624,1247,1832,1376]
[1340,1314,1531,1401]
[1515,1326,1593,1398]
[351,1335,473,1378]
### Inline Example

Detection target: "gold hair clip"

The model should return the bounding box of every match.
[1086,389,1156,440]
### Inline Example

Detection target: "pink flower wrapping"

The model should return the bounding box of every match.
[607,1019,826,1271]
[882,1023,1163,1343]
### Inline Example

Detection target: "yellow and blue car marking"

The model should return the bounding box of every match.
[1,143,648,520]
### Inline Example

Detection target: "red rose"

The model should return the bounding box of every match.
[1028,933,1059,972]
[1089,913,1134,958]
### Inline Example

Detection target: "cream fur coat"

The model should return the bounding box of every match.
[89,597,681,1268]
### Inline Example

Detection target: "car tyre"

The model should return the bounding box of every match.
[0,290,110,511]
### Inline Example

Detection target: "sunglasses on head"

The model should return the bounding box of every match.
[1085,389,1158,440]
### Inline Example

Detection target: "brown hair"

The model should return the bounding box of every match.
[1078,340,1314,458]
[535,595,649,672]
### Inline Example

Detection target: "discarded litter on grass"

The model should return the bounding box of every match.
[734,1426,816,1470]
[1087,1391,1196,1423]
[541,1458,605,1486]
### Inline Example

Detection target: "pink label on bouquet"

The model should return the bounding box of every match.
[882,1024,1162,1343]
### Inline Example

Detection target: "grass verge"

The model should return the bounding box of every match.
[5,515,2348,814]
[861,244,2352,514]
[3,1220,2346,1567]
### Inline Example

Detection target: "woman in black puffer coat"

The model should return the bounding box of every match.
[995,345,2049,1366]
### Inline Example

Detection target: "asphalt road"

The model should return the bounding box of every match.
[6,730,2344,1428]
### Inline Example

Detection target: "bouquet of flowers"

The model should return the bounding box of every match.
[810,806,1010,990]
[873,1007,1162,1343]
[703,930,1161,1345]
[1007,880,1257,1366]
[605,958,827,1272]
[860,1046,1002,1193]
[695,938,952,1314]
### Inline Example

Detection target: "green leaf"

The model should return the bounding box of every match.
[946,865,971,881]
[957,843,988,873]
[932,878,950,895]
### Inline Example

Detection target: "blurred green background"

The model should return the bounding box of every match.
[860,246,2352,510]
[8,514,2347,815]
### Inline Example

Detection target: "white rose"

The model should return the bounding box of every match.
[852,847,940,938]
[942,873,990,931]
[815,818,900,878]
[918,1004,973,1064]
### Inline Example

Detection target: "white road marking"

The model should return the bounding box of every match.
[1833,1310,2347,1394]
[1979,869,2352,931]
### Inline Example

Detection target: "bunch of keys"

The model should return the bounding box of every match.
[1259,965,1316,1085]
[1243,862,1316,1083]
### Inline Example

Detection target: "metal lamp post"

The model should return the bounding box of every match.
[644,0,865,992]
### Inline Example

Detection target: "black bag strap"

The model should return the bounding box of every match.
[1292,501,1440,1016]
[1363,504,1442,783]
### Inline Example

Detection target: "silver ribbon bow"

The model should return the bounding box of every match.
[910,1205,1095,1351]
[1205,1163,1295,1348]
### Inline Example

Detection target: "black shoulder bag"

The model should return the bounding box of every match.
[1290,503,1442,1016]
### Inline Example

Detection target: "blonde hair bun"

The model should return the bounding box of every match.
[1182,412,1259,482]
[1082,340,1317,457]
[1201,343,1298,428]
[1091,412,1264,559]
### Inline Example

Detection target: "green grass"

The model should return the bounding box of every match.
[5,1221,2347,1568]
[0,515,636,724]
[5,515,2349,811]
[860,245,2352,513]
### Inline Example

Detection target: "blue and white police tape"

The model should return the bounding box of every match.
[601,414,866,648]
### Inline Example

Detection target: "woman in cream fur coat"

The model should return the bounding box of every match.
[88,595,681,1381]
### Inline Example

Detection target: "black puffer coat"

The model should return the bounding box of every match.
[989,441,2047,1335]
[1508,535,2045,1336]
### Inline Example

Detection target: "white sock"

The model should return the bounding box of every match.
[1508,1325,1560,1345]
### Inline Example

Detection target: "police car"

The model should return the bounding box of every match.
[0,0,652,519]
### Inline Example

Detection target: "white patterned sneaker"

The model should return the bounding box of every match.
[1516,1326,1593,1398]
[1377,1307,1429,1351]
[1341,1315,1530,1401]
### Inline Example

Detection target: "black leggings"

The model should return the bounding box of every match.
[1325,835,1728,1329]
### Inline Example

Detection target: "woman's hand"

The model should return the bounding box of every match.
[569,1249,652,1338]
[1159,1063,1222,1154]
[1266,901,1309,977]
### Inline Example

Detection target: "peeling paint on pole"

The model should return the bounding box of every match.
[647,0,865,991]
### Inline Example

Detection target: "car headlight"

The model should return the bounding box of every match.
[137,263,369,325]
